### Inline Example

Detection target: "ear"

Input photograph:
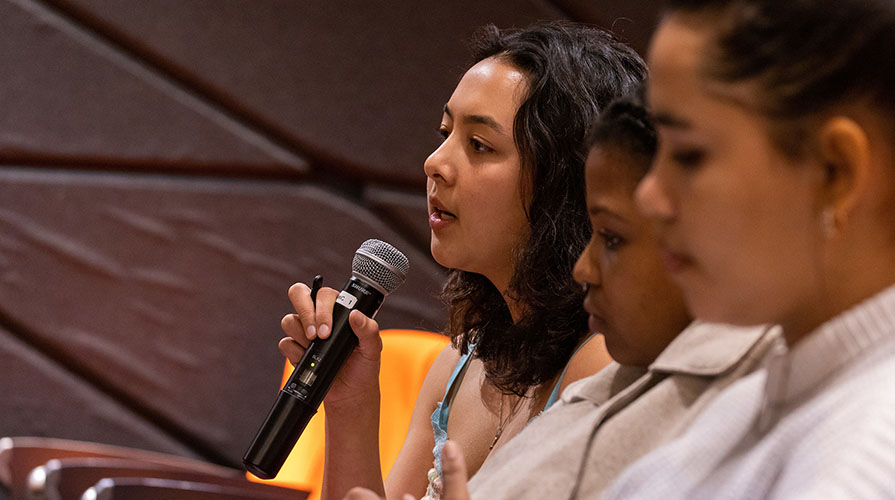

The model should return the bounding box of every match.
[817,116,872,222]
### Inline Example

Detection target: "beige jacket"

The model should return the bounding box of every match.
[467,321,781,500]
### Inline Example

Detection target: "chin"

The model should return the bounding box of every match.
[606,347,645,367]
[429,241,459,271]
[601,331,627,362]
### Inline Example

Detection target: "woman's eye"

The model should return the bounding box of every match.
[597,229,625,250]
[470,138,494,153]
[670,148,705,168]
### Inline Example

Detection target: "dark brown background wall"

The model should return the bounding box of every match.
[0,0,661,468]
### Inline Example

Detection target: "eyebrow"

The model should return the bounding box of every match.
[444,104,506,135]
[653,110,692,129]
[588,203,627,223]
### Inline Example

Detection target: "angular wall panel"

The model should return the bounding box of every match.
[0,0,307,174]
[0,167,445,464]
[46,0,571,185]
[0,325,201,458]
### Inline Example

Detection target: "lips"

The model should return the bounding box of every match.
[582,298,608,334]
[659,248,694,274]
[655,235,694,273]
[428,196,457,231]
[587,314,608,334]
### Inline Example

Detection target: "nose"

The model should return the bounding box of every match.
[424,137,456,186]
[635,167,675,222]
[573,239,601,289]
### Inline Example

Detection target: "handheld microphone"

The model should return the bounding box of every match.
[243,239,409,480]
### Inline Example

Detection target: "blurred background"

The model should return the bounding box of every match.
[0,0,660,469]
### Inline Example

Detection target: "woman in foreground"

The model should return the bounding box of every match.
[602,0,895,497]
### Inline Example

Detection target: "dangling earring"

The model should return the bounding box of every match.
[821,207,837,238]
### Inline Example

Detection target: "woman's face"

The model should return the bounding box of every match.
[425,57,529,293]
[635,16,828,334]
[573,145,691,366]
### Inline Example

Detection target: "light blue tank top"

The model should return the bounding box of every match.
[429,336,593,473]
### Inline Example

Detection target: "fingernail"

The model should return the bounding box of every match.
[319,324,330,337]
[306,325,316,338]
[350,310,363,326]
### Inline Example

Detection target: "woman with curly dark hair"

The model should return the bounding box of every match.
[279,21,645,500]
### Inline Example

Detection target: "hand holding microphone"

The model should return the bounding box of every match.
[278,280,382,407]
[244,239,409,480]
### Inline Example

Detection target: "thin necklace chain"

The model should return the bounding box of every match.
[490,394,523,451]
[489,397,504,451]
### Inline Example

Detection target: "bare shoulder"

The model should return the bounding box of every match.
[558,334,614,393]
[416,343,463,407]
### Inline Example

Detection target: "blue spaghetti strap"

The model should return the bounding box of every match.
[430,344,475,474]
[542,333,599,410]
[437,345,475,427]
[430,335,594,474]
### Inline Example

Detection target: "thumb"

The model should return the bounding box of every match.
[441,440,471,500]
[348,309,383,356]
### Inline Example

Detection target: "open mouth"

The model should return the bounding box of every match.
[433,208,457,220]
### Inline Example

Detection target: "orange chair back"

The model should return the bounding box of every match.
[247,329,449,500]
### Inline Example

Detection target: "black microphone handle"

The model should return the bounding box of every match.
[243,276,384,479]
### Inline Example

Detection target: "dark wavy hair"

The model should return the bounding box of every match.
[442,21,647,396]
[665,0,895,157]
[589,91,657,180]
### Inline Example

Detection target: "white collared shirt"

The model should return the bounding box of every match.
[603,284,895,500]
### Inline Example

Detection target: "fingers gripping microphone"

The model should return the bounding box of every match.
[243,239,409,479]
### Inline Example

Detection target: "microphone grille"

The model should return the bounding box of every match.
[352,239,409,295]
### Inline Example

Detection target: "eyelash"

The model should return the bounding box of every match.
[670,148,705,168]
[435,126,494,153]
[597,229,625,251]
[469,138,493,153]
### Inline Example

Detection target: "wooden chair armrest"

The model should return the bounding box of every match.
[31,457,306,500]
[1,436,239,500]
[84,477,307,500]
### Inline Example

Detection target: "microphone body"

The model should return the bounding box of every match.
[243,240,408,480]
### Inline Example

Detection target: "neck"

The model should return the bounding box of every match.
[484,269,524,323]
[782,261,895,346]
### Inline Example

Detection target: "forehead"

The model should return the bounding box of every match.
[448,58,527,115]
[647,16,709,104]
[586,146,642,195]
[648,15,765,121]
